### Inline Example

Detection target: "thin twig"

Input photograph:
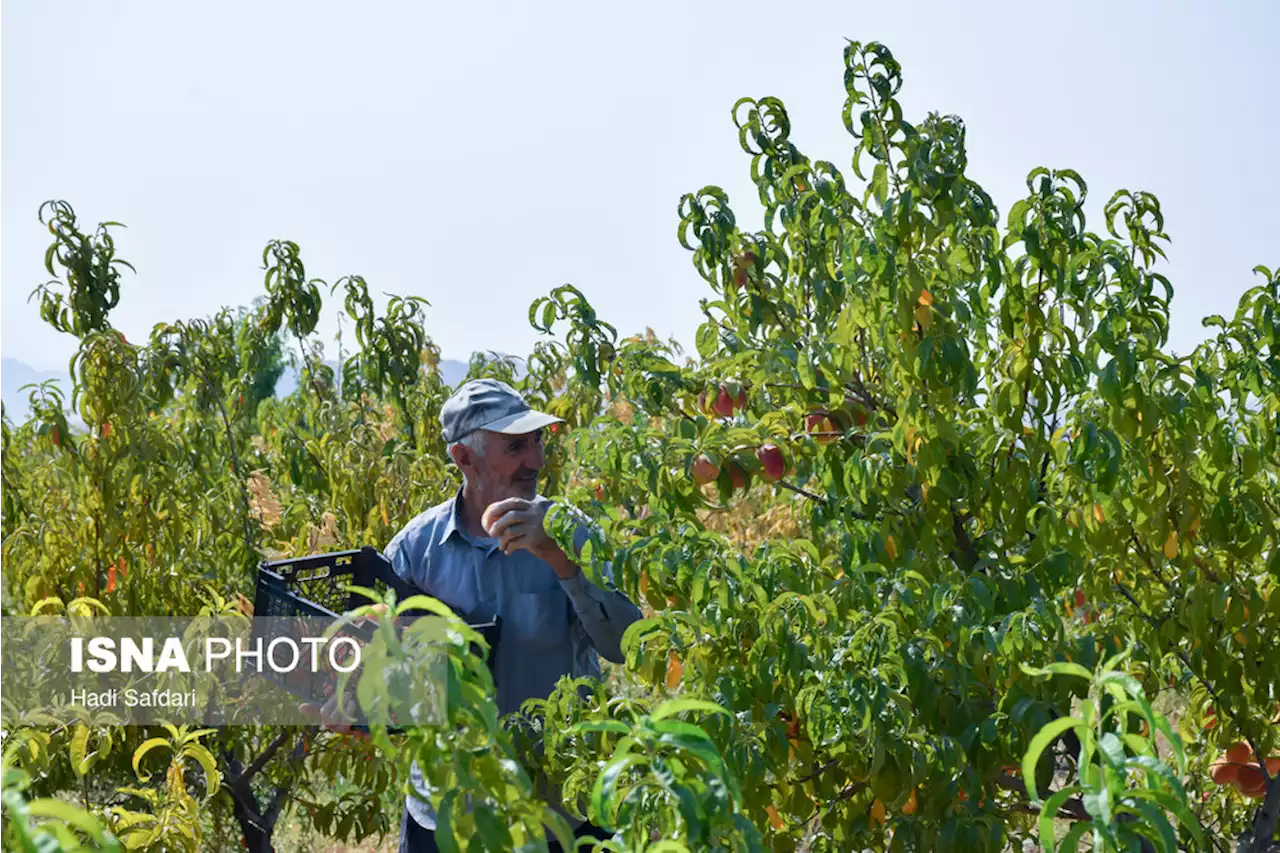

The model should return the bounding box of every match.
[776,480,831,507]
[792,758,839,785]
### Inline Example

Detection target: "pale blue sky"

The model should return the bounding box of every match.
[3,1,1277,372]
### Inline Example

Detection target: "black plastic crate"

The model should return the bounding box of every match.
[256,546,414,620]
[252,546,500,728]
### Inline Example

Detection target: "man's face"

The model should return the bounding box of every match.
[468,428,545,501]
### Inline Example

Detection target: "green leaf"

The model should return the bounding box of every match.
[541,807,577,851]
[1057,821,1090,852]
[696,323,719,360]
[1020,661,1092,682]
[797,356,817,390]
[1022,717,1085,801]
[1038,785,1083,853]
[26,798,119,848]
[1098,733,1126,768]
[1127,800,1177,853]
[1082,786,1112,825]
[435,789,459,853]
[591,752,645,827]
[567,720,632,736]
[651,699,731,722]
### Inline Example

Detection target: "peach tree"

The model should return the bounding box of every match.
[4,38,1278,853]
[511,40,1277,853]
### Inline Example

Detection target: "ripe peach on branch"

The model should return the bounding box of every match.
[725,458,748,490]
[700,381,749,418]
[1209,742,1280,798]
[804,411,841,444]
[690,454,720,485]
[756,443,786,482]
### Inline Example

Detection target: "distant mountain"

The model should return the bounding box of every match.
[2,358,71,422]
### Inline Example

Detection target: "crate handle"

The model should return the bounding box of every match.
[293,566,332,581]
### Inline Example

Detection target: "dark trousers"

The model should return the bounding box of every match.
[399,808,605,852]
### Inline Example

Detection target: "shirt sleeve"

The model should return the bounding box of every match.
[556,521,643,664]
[386,524,430,595]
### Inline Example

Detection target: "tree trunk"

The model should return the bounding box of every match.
[228,791,275,853]
[1236,776,1280,853]
[221,733,302,853]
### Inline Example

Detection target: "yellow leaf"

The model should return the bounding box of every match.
[766,804,785,830]
[70,725,90,778]
[917,289,934,306]
[913,304,933,330]
[885,535,898,561]
[1189,516,1201,535]
[1163,531,1178,559]
[639,571,650,599]
[1093,503,1106,525]
[666,650,683,689]
[1234,631,1248,647]
[871,798,887,825]
[902,788,918,815]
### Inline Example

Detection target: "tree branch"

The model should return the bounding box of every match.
[1235,775,1280,853]
[776,480,831,508]
[951,509,979,572]
[791,758,839,785]
[235,730,293,790]
[995,772,1091,822]
[263,735,308,831]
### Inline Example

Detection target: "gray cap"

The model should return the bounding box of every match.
[440,378,563,444]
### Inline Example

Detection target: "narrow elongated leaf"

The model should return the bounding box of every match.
[1023,717,1085,801]
[1038,785,1083,852]
[131,738,172,782]
[651,699,730,722]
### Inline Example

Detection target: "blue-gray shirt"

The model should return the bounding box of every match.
[385,488,642,830]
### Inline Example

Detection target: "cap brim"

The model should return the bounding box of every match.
[479,409,564,435]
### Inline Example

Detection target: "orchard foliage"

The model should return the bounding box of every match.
[2,39,1278,853]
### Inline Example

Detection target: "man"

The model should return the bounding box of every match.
[385,378,643,852]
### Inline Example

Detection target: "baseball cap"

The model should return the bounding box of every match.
[440,378,564,444]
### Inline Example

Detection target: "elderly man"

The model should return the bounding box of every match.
[388,378,643,852]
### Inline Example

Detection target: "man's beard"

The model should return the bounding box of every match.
[475,468,538,502]
[511,472,538,498]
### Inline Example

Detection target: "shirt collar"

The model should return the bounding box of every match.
[436,487,467,547]
[438,487,502,554]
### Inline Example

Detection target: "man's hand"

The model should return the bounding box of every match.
[482,498,577,578]
[297,602,387,740]
[298,690,368,740]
